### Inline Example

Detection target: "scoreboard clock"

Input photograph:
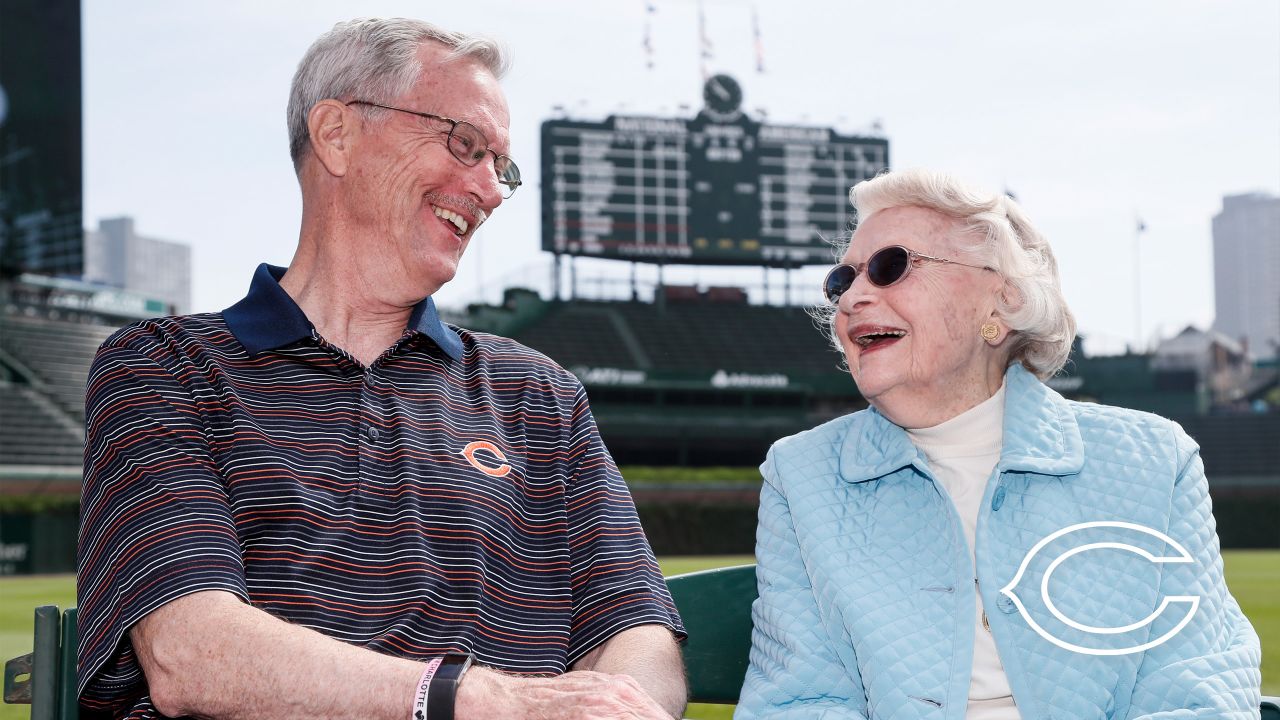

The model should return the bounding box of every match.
[541,74,889,267]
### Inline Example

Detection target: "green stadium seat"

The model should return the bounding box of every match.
[665,564,757,704]
[4,598,1276,717]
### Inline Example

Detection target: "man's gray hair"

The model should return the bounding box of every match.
[287,17,510,173]
[824,168,1077,379]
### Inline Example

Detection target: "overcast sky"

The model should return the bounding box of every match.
[83,0,1280,355]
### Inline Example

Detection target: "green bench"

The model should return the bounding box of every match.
[3,605,78,720]
[6,565,1278,719]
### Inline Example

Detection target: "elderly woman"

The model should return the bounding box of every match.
[736,169,1261,719]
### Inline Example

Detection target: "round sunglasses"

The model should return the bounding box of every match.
[822,245,991,303]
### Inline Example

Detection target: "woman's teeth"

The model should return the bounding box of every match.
[856,330,906,347]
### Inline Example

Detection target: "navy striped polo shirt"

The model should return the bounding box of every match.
[77,264,684,718]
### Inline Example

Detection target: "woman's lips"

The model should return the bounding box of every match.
[849,324,908,356]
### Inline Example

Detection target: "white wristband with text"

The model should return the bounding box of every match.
[411,657,444,720]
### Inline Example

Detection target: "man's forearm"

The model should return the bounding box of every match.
[133,591,684,720]
[571,624,687,718]
[132,590,423,720]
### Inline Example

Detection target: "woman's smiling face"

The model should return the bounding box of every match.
[834,205,1008,427]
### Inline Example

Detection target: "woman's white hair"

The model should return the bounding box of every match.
[825,168,1076,379]
[287,17,510,174]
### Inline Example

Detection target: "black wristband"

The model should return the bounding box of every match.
[426,652,472,720]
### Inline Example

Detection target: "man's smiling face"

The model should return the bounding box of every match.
[343,42,511,300]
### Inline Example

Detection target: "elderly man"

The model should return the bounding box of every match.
[77,18,686,720]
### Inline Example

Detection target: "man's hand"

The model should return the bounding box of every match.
[456,624,685,719]
[457,666,674,720]
[571,624,686,718]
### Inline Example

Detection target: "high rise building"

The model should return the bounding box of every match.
[84,217,192,315]
[1212,192,1280,360]
[0,0,83,278]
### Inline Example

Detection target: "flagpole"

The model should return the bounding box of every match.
[643,1,655,70]
[1134,218,1146,352]
[698,0,711,80]
[752,4,765,74]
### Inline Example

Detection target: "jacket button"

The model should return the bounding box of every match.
[997,594,1017,613]
[367,426,380,441]
[991,485,1006,511]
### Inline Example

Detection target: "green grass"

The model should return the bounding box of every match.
[622,466,762,485]
[660,556,755,576]
[1224,550,1280,696]
[1,553,1274,720]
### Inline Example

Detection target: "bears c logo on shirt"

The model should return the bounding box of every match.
[461,440,512,477]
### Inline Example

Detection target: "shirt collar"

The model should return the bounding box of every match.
[837,364,1084,483]
[223,263,464,361]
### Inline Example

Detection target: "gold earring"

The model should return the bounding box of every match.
[980,323,1000,341]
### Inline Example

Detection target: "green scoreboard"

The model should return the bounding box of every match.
[541,75,889,267]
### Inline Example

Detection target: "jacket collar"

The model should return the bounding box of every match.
[224,263,464,361]
[837,364,1084,483]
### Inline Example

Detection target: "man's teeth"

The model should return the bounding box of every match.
[856,330,906,347]
[432,206,469,235]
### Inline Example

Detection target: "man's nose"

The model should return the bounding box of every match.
[461,156,504,211]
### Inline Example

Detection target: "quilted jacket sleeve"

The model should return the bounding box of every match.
[1124,424,1262,719]
[736,450,869,719]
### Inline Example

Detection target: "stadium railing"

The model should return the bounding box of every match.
[6,579,1278,718]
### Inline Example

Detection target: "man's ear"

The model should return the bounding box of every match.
[307,100,352,177]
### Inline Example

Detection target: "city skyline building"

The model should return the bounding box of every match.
[1212,192,1280,359]
[83,216,191,315]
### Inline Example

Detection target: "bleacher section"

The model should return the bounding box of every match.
[0,382,84,467]
[0,313,119,422]
[611,301,842,376]
[1,310,124,490]
[511,298,844,378]
[515,304,639,368]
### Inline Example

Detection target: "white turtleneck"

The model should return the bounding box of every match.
[907,383,1019,720]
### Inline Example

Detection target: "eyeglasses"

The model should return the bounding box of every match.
[345,100,522,198]
[822,245,992,303]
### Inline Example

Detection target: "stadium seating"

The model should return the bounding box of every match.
[0,383,83,467]
[0,314,118,422]
[506,298,845,377]
[511,303,638,368]
[0,312,120,479]
[608,300,841,375]
[666,564,756,704]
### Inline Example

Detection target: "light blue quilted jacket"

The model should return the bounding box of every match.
[737,365,1261,719]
